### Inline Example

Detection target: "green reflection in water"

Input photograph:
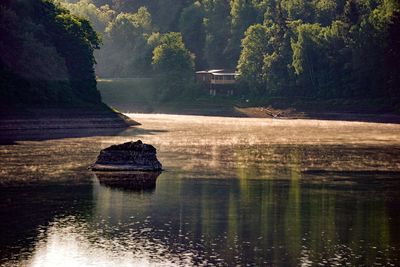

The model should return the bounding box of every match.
[1,144,400,266]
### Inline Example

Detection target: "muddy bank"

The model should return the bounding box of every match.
[0,107,138,130]
[0,107,139,144]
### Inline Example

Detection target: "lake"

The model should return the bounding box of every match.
[1,114,400,266]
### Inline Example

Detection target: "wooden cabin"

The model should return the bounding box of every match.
[196,69,238,96]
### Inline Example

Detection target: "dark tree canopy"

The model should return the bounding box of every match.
[4,0,400,106]
[0,0,102,108]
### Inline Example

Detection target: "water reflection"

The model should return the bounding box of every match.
[22,216,197,267]
[94,171,161,192]
[1,114,400,266]
[91,170,400,266]
[3,172,398,266]
[0,184,93,267]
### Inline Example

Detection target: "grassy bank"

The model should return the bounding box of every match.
[98,78,400,121]
[98,78,244,116]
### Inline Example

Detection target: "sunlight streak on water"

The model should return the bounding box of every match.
[122,113,400,175]
[125,113,400,146]
[19,216,194,267]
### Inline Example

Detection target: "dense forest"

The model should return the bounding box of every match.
[57,0,400,104]
[1,0,400,108]
[0,0,102,108]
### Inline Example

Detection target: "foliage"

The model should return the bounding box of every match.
[97,6,154,77]
[56,0,116,31]
[237,0,400,101]
[0,0,102,107]
[226,0,262,67]
[291,21,350,97]
[179,1,206,68]
[152,32,194,73]
[17,0,400,106]
[237,24,270,95]
[108,0,191,32]
[202,0,232,68]
[152,32,196,101]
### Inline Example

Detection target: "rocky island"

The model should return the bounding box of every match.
[91,140,162,171]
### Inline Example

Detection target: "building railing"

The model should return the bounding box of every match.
[210,79,236,85]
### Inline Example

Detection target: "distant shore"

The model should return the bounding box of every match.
[97,78,400,124]
[234,106,400,124]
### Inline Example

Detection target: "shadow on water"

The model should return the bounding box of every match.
[0,128,125,145]
[117,127,168,137]
[0,127,168,145]
[94,171,161,192]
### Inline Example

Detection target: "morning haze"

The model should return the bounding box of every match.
[0,0,400,266]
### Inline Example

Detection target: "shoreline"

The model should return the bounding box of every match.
[234,106,400,124]
[97,77,400,123]
[0,107,139,144]
[1,105,400,144]
[2,106,400,129]
[115,104,400,124]
[0,107,139,130]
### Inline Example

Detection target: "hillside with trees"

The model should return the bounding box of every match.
[0,0,106,109]
[56,0,400,111]
[2,0,399,111]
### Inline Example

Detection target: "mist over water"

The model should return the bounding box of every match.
[1,114,400,266]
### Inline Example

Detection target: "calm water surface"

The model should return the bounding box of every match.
[1,114,400,266]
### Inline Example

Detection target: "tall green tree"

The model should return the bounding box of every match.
[152,32,195,101]
[179,1,206,69]
[291,21,350,97]
[96,6,154,76]
[237,24,270,95]
[226,0,261,68]
[203,0,231,68]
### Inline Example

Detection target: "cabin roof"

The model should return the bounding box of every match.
[196,69,237,75]
[195,69,224,74]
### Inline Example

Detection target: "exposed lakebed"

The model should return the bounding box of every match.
[1,114,400,266]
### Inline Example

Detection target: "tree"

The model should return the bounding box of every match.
[110,0,192,32]
[291,22,349,98]
[237,24,270,95]
[203,0,231,68]
[56,0,116,32]
[226,0,261,67]
[384,6,400,96]
[47,0,400,106]
[152,32,195,101]
[179,1,206,69]
[96,6,154,76]
[0,0,102,107]
[238,19,294,96]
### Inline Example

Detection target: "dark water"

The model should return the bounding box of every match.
[1,114,400,266]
